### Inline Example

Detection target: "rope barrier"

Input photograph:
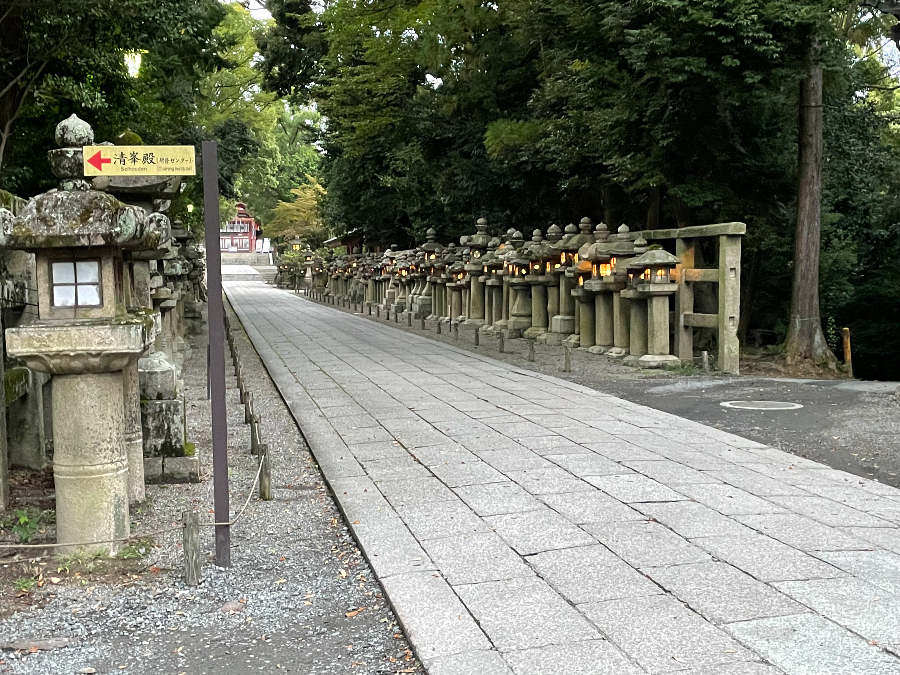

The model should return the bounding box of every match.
[0,458,265,553]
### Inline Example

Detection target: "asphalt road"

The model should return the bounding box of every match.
[596,376,900,488]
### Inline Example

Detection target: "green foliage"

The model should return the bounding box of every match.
[267,175,329,247]
[10,508,51,544]
[116,539,153,560]
[0,0,226,195]
[14,577,35,593]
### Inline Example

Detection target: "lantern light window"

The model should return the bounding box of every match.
[51,260,102,308]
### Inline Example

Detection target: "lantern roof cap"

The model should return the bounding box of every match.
[547,223,562,242]
[626,248,679,269]
[579,217,593,234]
[585,241,611,262]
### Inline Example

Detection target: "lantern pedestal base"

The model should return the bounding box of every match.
[605,346,628,358]
[549,314,575,334]
[588,345,609,355]
[638,354,682,369]
[537,332,563,346]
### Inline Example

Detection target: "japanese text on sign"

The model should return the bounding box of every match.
[82,145,196,176]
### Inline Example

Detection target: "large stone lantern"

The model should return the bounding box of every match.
[478,238,503,332]
[505,247,533,337]
[2,117,160,553]
[303,245,315,289]
[623,247,680,368]
[461,218,490,329]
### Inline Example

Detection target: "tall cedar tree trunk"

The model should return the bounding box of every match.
[785,41,836,366]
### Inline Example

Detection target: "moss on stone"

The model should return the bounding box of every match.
[4,367,29,405]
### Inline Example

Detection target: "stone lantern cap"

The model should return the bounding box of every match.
[585,241,612,262]
[1,189,163,251]
[3,115,167,251]
[422,228,443,254]
[465,217,491,251]
[441,245,459,268]
[546,223,563,243]
[626,248,679,270]
[551,223,582,252]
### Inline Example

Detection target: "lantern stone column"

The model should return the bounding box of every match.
[464,268,485,327]
[622,290,648,364]
[575,285,598,350]
[507,276,533,337]
[524,278,549,339]
[642,292,680,368]
[594,292,614,352]
[581,279,613,354]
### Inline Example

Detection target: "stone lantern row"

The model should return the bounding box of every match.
[308,218,688,369]
[0,116,207,553]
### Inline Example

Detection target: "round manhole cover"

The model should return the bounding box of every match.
[720,401,804,411]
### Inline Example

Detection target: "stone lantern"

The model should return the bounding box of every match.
[412,234,440,318]
[546,223,579,344]
[303,244,315,289]
[521,230,550,340]
[435,245,456,323]
[476,238,502,332]
[623,246,680,368]
[446,258,466,321]
[2,117,161,553]
[495,230,524,330]
[392,256,411,315]
[505,247,535,338]
[461,218,491,329]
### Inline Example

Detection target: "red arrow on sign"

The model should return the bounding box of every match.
[87,150,111,172]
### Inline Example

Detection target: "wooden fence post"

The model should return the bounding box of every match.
[251,414,261,455]
[259,444,272,501]
[183,511,200,586]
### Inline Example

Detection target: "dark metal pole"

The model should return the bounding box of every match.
[202,141,231,567]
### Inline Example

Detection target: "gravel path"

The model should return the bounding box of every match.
[0,305,423,675]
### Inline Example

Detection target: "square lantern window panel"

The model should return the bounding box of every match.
[51,260,102,308]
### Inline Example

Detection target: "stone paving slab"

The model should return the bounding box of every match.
[455,576,599,651]
[645,561,805,624]
[582,594,756,673]
[225,282,900,675]
[503,640,646,675]
[727,613,900,675]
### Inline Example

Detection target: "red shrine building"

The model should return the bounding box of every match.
[220,202,262,252]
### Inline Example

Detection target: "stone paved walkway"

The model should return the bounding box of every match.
[226,280,900,675]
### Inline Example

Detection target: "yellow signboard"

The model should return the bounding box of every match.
[82,145,196,176]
